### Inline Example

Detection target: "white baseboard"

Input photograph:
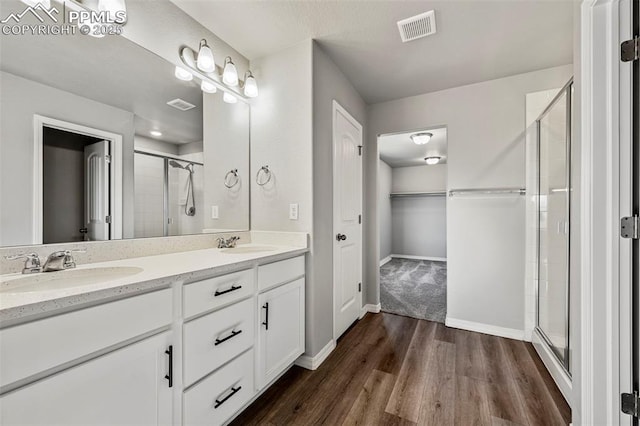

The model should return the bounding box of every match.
[360,303,381,318]
[390,254,447,262]
[445,317,524,340]
[295,339,336,371]
[380,256,392,266]
[531,328,572,404]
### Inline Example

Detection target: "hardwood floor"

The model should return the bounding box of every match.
[231,313,571,426]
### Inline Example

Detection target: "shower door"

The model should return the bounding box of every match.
[536,82,572,372]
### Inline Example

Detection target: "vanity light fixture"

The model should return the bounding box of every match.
[196,39,215,73]
[222,57,239,87]
[223,92,238,104]
[411,132,433,145]
[201,80,217,94]
[174,66,193,82]
[425,156,441,165]
[242,71,258,98]
[150,130,162,137]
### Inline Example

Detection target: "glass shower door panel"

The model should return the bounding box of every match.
[538,91,570,367]
[134,153,165,238]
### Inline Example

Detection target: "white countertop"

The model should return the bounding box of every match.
[0,243,307,327]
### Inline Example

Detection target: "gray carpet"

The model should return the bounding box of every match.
[380,258,447,323]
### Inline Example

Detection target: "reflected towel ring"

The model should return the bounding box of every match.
[256,166,271,186]
[224,169,240,188]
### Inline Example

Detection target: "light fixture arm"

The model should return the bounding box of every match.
[179,46,250,103]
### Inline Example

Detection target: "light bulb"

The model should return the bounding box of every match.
[410,132,433,145]
[223,92,238,104]
[222,57,238,87]
[201,80,217,94]
[243,71,258,98]
[174,66,193,81]
[425,156,440,165]
[196,39,215,73]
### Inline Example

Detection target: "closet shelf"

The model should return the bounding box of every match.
[389,191,447,198]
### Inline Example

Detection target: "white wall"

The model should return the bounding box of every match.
[365,64,573,333]
[391,197,447,259]
[378,160,392,261]
[391,164,447,193]
[0,71,135,247]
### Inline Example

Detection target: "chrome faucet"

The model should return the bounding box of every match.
[43,249,85,272]
[217,236,240,249]
[5,253,42,274]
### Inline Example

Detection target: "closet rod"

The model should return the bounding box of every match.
[448,188,525,197]
[389,191,447,198]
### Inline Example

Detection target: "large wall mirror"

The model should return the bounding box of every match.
[0,0,250,247]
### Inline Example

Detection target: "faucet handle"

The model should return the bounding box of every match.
[5,253,42,274]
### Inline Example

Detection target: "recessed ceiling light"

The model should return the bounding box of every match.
[150,130,162,137]
[425,156,440,165]
[411,132,433,145]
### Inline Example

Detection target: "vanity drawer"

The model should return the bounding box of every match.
[0,288,172,389]
[183,297,254,386]
[183,349,254,426]
[258,255,305,292]
[183,269,254,318]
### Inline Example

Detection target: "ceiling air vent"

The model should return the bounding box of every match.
[397,10,436,43]
[166,98,196,111]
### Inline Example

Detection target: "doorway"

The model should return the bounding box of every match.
[377,127,448,322]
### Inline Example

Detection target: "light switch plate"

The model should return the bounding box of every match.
[211,205,219,219]
[289,203,299,220]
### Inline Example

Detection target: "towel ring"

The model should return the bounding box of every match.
[224,169,240,188]
[256,166,271,186]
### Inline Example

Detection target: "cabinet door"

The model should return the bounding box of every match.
[257,278,305,388]
[0,331,173,425]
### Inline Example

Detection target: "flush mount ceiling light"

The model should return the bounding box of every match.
[411,132,433,145]
[242,71,258,98]
[223,92,238,104]
[201,80,217,94]
[222,57,239,87]
[196,39,215,73]
[174,66,193,81]
[425,156,441,165]
[150,130,162,137]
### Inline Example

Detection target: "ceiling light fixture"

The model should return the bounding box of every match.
[222,57,239,87]
[201,80,217,94]
[223,92,238,104]
[174,66,193,81]
[425,156,441,165]
[196,39,215,73]
[411,132,433,145]
[242,71,258,98]
[150,130,162,137]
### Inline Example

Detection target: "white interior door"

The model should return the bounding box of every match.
[333,101,363,339]
[84,140,110,241]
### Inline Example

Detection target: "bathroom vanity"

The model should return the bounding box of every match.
[0,243,307,425]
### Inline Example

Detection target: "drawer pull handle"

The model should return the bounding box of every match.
[214,329,243,346]
[262,302,269,330]
[164,345,173,388]
[214,385,242,409]
[214,284,242,297]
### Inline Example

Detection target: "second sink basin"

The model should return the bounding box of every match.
[220,245,277,254]
[0,267,144,294]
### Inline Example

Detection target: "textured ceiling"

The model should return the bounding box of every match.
[379,127,447,167]
[170,0,573,104]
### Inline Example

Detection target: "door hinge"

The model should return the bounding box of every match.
[622,392,639,417]
[621,216,639,239]
[621,37,639,62]
[105,154,112,164]
[105,215,112,224]
[358,145,363,156]
[358,214,362,224]
[358,282,362,292]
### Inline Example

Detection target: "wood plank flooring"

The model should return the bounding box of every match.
[231,313,571,426]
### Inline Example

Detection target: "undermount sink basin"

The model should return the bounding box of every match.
[220,245,277,254]
[0,267,144,294]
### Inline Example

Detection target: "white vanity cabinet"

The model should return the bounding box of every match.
[257,257,305,388]
[0,331,173,425]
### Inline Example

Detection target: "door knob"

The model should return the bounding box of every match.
[336,233,347,241]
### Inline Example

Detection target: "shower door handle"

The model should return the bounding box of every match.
[336,233,347,241]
